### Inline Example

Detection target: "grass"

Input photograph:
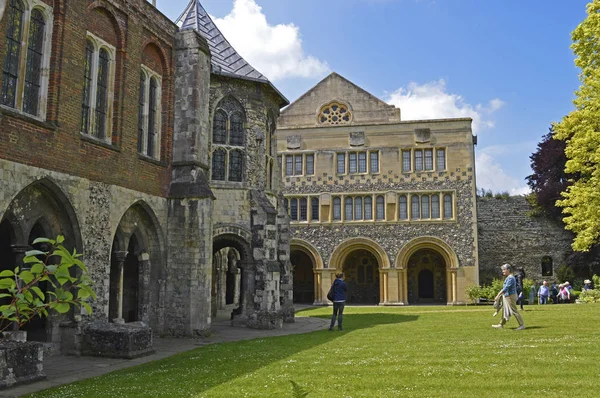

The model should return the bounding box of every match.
[29,304,600,397]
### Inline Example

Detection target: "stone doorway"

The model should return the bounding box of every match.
[291,249,314,304]
[407,249,447,304]
[212,247,241,320]
[342,249,380,304]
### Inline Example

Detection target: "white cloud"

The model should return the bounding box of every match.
[211,0,329,81]
[384,79,504,135]
[476,152,530,196]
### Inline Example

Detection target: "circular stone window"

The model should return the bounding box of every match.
[318,101,352,125]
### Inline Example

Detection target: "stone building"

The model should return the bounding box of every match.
[477,196,573,284]
[278,73,480,305]
[0,0,292,351]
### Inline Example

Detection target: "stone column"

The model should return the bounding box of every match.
[166,30,214,337]
[137,252,151,323]
[11,245,29,269]
[112,251,127,324]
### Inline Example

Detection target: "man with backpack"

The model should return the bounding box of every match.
[329,273,347,331]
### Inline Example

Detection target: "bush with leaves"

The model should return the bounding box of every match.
[0,236,96,333]
[465,285,482,303]
[579,288,600,303]
[556,265,576,284]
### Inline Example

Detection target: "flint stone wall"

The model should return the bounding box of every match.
[477,196,573,284]
[78,321,154,359]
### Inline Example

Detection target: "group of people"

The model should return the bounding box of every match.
[329,265,594,332]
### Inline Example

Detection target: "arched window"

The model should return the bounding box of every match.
[354,197,363,220]
[213,110,227,144]
[399,195,408,220]
[376,195,385,220]
[421,195,430,219]
[147,77,158,157]
[211,148,226,180]
[212,97,246,181]
[94,48,110,139]
[443,194,453,219]
[137,72,145,153]
[318,101,352,125]
[364,196,373,220]
[2,1,52,118]
[81,34,116,143]
[431,194,440,218]
[229,150,243,182]
[333,197,341,220]
[411,195,420,219]
[345,197,353,221]
[311,197,319,221]
[23,9,45,115]
[81,40,94,135]
[541,256,553,276]
[1,0,24,108]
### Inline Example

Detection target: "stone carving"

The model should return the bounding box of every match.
[287,135,301,149]
[349,131,365,146]
[415,128,431,143]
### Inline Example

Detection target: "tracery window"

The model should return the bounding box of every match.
[318,101,352,125]
[137,66,162,159]
[81,34,116,142]
[1,0,53,119]
[211,97,246,182]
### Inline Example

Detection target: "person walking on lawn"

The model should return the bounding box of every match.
[329,273,347,331]
[493,263,526,330]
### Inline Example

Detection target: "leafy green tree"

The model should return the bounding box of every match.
[554,0,600,251]
[0,236,96,332]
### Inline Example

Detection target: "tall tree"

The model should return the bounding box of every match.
[526,128,572,221]
[554,0,600,251]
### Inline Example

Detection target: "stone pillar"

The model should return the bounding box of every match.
[138,252,151,323]
[10,245,29,269]
[112,251,127,324]
[401,268,408,304]
[165,29,214,337]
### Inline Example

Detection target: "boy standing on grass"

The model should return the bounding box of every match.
[492,263,526,330]
[329,273,347,331]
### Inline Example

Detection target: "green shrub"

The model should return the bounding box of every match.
[579,289,600,303]
[465,285,482,303]
[593,274,600,289]
[556,265,576,284]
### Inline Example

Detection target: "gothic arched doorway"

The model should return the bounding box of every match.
[407,249,446,304]
[342,249,380,304]
[291,249,314,304]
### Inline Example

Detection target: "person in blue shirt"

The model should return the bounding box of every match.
[492,263,526,330]
[537,280,550,304]
[329,273,347,331]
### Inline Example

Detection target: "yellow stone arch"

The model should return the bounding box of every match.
[395,236,459,269]
[290,238,324,269]
[394,236,460,304]
[328,237,390,270]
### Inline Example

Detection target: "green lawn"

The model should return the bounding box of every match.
[30,304,600,397]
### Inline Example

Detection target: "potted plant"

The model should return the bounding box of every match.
[0,235,95,389]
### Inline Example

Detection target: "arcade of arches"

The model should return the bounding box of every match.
[291,240,462,306]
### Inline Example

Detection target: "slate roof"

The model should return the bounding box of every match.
[176,0,288,106]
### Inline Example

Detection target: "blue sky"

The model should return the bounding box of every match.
[161,0,590,194]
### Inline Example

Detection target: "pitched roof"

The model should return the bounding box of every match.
[175,0,265,80]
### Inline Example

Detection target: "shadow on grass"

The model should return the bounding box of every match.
[30,313,417,397]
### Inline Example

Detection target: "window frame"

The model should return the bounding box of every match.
[0,0,53,120]
[138,64,162,160]
[80,33,116,143]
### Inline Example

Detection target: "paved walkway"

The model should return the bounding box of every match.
[0,312,329,398]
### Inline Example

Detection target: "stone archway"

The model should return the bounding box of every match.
[213,229,252,322]
[329,238,389,305]
[109,202,164,329]
[291,250,314,304]
[0,178,82,342]
[212,247,241,319]
[395,236,460,305]
[407,249,447,304]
